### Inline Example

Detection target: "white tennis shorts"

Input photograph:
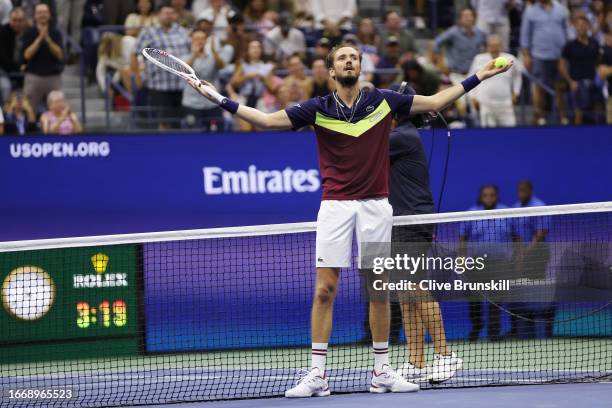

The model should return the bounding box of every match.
[315,198,393,268]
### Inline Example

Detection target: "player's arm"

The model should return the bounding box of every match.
[410,59,513,114]
[187,77,293,130]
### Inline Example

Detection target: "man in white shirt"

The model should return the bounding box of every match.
[469,34,522,127]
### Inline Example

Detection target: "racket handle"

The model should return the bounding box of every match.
[201,83,239,114]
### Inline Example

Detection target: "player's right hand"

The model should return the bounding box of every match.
[187,78,221,104]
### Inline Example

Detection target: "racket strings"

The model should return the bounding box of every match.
[149,49,191,75]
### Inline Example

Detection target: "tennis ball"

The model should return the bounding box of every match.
[494,56,509,69]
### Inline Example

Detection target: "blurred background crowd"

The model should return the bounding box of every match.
[0,0,611,134]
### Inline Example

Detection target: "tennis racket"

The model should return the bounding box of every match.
[141,47,226,104]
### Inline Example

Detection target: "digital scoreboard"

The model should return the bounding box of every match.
[0,246,140,363]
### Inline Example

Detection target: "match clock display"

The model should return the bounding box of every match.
[0,246,140,363]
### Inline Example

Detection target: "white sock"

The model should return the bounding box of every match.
[311,343,328,375]
[373,341,389,373]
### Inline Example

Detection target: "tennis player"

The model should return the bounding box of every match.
[187,43,511,397]
[388,83,463,384]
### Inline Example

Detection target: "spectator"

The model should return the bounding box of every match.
[356,17,380,59]
[227,39,276,128]
[374,36,403,89]
[459,185,515,342]
[263,13,306,62]
[282,54,312,102]
[469,34,522,127]
[379,11,418,60]
[0,104,3,134]
[471,0,511,50]
[125,0,157,37]
[96,32,128,93]
[307,36,330,66]
[309,57,334,98]
[191,0,209,20]
[41,90,82,134]
[342,33,374,82]
[510,180,554,339]
[600,31,612,124]
[56,0,84,51]
[21,3,64,112]
[181,30,230,130]
[243,0,275,37]
[310,0,357,46]
[400,59,440,97]
[588,0,606,38]
[559,16,604,124]
[134,4,190,129]
[520,0,569,125]
[197,0,235,41]
[3,91,37,134]
[170,0,194,28]
[223,12,249,64]
[433,7,486,84]
[0,7,28,100]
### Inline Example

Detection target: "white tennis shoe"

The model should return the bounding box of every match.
[285,367,330,398]
[429,352,463,383]
[370,365,420,393]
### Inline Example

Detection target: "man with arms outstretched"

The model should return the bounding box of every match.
[187,42,511,397]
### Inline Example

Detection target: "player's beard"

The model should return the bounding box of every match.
[336,71,359,87]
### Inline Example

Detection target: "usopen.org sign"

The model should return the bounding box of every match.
[203,165,320,195]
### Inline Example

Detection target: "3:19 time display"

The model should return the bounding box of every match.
[76,300,127,328]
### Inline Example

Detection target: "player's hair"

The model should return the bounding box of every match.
[325,43,362,69]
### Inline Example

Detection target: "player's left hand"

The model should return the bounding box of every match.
[476,59,513,81]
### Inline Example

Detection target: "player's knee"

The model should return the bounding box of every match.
[314,284,336,304]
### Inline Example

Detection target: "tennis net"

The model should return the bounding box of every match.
[1,202,611,406]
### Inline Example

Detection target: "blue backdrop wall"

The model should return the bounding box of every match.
[1,125,610,241]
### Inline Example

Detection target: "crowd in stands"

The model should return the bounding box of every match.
[0,0,612,134]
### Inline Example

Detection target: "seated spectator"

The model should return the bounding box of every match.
[134,4,190,129]
[125,0,157,37]
[243,0,275,38]
[282,54,311,102]
[559,15,604,124]
[310,57,334,98]
[292,0,313,30]
[227,39,277,129]
[96,32,128,93]
[263,13,306,62]
[171,0,194,28]
[276,83,302,109]
[374,36,403,89]
[181,30,231,131]
[21,3,64,113]
[3,91,38,135]
[311,0,357,46]
[356,17,380,63]
[41,90,83,134]
[400,59,440,97]
[379,11,418,60]
[197,0,236,41]
[306,36,330,66]
[587,0,606,39]
[600,30,612,124]
[469,34,522,127]
[0,7,28,99]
